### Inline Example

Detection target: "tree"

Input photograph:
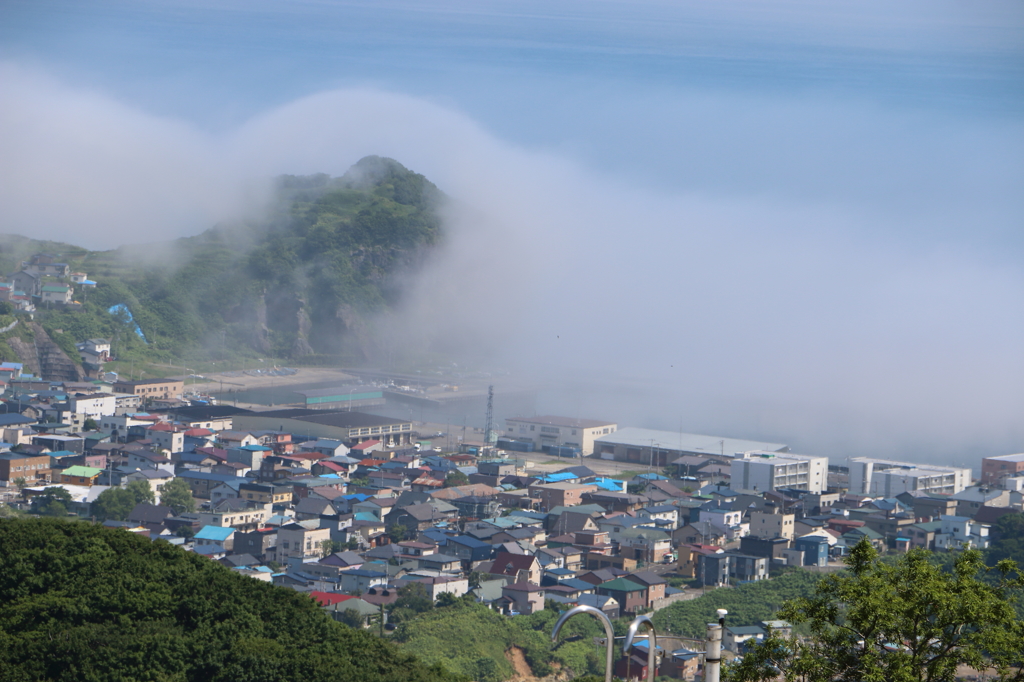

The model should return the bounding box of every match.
[320,539,342,558]
[988,512,1024,568]
[83,417,99,431]
[32,487,74,517]
[726,538,1024,682]
[125,479,155,504]
[92,480,154,521]
[13,476,26,489]
[335,607,365,629]
[393,582,433,614]
[443,471,469,488]
[176,524,195,539]
[388,523,408,543]
[159,477,195,515]
[435,592,460,608]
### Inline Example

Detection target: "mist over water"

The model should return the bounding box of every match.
[1,0,1022,469]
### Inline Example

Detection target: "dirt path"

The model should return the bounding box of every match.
[503,648,568,682]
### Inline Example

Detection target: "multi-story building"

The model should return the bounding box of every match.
[0,452,52,483]
[69,393,116,417]
[749,511,796,540]
[849,458,971,497]
[504,416,617,456]
[111,378,184,401]
[731,451,828,494]
[527,482,598,512]
[981,453,1024,486]
[276,520,331,561]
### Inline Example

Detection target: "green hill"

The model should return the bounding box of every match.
[0,156,445,373]
[0,517,462,682]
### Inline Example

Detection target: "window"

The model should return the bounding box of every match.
[530,425,535,431]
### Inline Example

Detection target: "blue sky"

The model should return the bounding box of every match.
[2,1,1023,463]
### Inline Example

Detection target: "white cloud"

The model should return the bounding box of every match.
[1,64,1022,463]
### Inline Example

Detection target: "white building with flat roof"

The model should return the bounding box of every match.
[504,416,616,456]
[593,427,788,468]
[731,451,828,494]
[848,458,972,497]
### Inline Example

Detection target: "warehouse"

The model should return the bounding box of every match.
[593,427,787,468]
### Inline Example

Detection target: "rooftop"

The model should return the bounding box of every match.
[594,427,787,457]
[506,415,615,429]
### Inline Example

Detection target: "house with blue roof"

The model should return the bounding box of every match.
[194,525,236,552]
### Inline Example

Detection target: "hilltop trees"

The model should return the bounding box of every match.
[0,518,461,682]
[726,538,1024,682]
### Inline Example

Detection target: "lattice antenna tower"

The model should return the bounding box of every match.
[483,384,494,446]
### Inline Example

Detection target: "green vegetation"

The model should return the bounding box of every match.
[30,487,74,517]
[0,518,462,682]
[726,538,1024,682]
[443,470,470,488]
[159,476,196,515]
[0,156,445,371]
[91,480,155,521]
[652,569,825,637]
[394,599,609,681]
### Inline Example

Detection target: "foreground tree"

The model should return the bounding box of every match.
[727,538,1024,682]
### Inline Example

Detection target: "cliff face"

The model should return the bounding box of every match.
[7,323,84,382]
[0,156,445,366]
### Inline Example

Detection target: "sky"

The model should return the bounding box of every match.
[1,0,1023,466]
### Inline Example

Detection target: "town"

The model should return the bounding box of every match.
[1,356,1021,680]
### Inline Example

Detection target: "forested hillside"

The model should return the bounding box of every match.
[0,156,445,370]
[0,518,461,682]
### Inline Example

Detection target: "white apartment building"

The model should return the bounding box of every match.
[731,451,828,494]
[69,393,117,417]
[848,458,972,497]
[504,416,617,455]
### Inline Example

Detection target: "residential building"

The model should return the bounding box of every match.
[731,451,828,494]
[60,466,101,486]
[934,515,989,550]
[749,510,796,540]
[596,578,647,615]
[500,583,546,615]
[528,482,598,512]
[277,521,332,561]
[40,284,73,305]
[848,458,971,496]
[725,552,768,581]
[69,393,116,417]
[193,525,236,552]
